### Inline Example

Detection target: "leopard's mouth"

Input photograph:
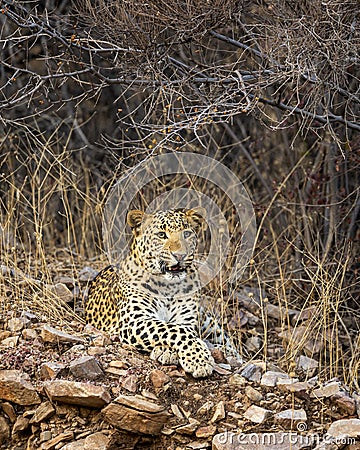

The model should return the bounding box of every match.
[166,263,186,273]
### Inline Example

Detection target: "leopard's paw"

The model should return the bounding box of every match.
[178,338,214,378]
[150,346,179,365]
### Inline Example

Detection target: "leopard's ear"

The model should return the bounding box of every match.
[185,207,206,233]
[127,210,146,229]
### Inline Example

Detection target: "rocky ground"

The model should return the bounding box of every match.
[0,264,360,450]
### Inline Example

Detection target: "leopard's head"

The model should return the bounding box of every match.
[127,208,205,278]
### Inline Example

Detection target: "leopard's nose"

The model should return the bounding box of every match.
[172,252,186,262]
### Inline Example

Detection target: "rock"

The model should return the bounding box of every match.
[102,394,170,435]
[7,318,24,333]
[171,404,185,419]
[0,331,11,341]
[240,363,263,382]
[0,416,10,445]
[12,415,30,434]
[331,391,356,415]
[260,371,290,387]
[29,401,56,424]
[187,441,211,449]
[22,328,38,340]
[40,361,66,380]
[327,418,360,439]
[62,432,110,450]
[121,374,138,393]
[40,430,74,450]
[228,374,247,387]
[69,356,103,380]
[277,381,312,400]
[274,408,307,427]
[149,369,171,389]
[311,381,342,399]
[197,401,214,415]
[213,431,313,449]
[243,405,271,424]
[40,325,84,344]
[79,266,98,282]
[48,283,73,302]
[278,327,324,355]
[0,336,19,347]
[176,418,200,435]
[40,430,52,442]
[0,370,41,405]
[296,355,318,376]
[1,402,17,422]
[196,424,217,438]
[245,336,262,352]
[245,385,263,403]
[44,380,111,408]
[211,401,226,423]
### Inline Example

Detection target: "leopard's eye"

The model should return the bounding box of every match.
[157,231,167,239]
[183,230,192,238]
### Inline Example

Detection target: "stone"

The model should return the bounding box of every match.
[149,369,171,389]
[228,374,247,387]
[40,325,84,344]
[29,401,56,424]
[243,405,271,424]
[170,404,184,419]
[187,441,211,449]
[1,402,17,422]
[296,355,318,376]
[22,328,38,340]
[48,283,73,302]
[7,318,24,333]
[78,266,98,282]
[311,381,342,399]
[0,336,19,347]
[240,363,263,382]
[44,380,111,408]
[176,418,200,435]
[245,336,262,352]
[260,371,290,387]
[326,418,360,439]
[331,391,356,415]
[102,394,170,435]
[197,401,214,415]
[40,361,66,380]
[61,432,110,450]
[195,424,217,438]
[211,401,226,423]
[0,416,10,445]
[212,431,313,449]
[277,381,312,400]
[40,431,74,450]
[40,431,52,442]
[278,327,324,355]
[121,374,138,393]
[12,415,30,434]
[69,356,103,380]
[0,370,41,405]
[245,386,263,403]
[274,409,307,427]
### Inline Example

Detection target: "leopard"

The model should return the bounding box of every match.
[86,207,234,378]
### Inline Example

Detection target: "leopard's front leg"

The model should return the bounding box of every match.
[121,318,214,378]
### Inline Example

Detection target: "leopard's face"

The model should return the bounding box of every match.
[127,208,205,279]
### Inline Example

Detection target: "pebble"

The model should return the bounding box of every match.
[243,405,271,424]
